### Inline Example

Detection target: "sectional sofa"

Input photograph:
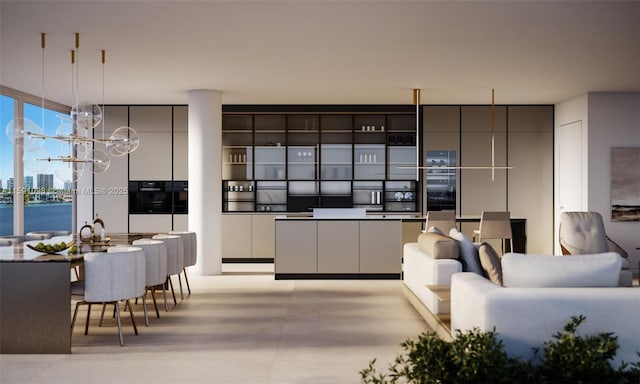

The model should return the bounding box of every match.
[402,230,640,366]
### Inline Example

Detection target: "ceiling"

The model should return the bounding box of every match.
[1,1,639,107]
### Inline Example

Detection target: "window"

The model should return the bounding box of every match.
[0,95,15,235]
[0,87,72,235]
[23,103,73,233]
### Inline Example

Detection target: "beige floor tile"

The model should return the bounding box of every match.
[0,268,430,384]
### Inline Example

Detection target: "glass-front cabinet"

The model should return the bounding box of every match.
[222,107,419,213]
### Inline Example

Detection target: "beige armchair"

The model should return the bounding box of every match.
[559,211,632,286]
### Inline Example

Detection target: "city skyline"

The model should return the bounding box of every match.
[1,94,73,190]
[0,174,71,190]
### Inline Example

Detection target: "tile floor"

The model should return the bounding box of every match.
[0,264,431,384]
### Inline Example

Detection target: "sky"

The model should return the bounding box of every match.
[1,94,72,189]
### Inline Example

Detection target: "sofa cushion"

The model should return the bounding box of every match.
[502,252,622,288]
[449,228,483,275]
[478,242,502,285]
[417,232,459,260]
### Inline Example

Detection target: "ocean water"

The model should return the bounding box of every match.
[0,203,72,236]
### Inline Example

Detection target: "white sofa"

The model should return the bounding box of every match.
[402,231,462,317]
[451,253,640,367]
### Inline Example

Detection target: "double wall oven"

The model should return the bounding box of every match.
[129,181,188,214]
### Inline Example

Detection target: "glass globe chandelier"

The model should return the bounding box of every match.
[4,33,140,183]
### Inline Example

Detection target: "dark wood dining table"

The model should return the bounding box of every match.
[0,233,157,354]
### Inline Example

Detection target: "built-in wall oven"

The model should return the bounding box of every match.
[129,181,188,214]
[172,181,188,213]
[129,181,172,214]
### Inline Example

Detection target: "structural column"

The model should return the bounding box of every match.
[188,90,222,275]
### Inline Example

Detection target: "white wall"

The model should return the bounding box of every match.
[588,92,640,274]
[555,92,640,273]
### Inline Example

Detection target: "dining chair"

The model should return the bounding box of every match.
[131,238,169,321]
[151,234,184,307]
[28,230,71,238]
[70,247,145,346]
[473,211,513,254]
[168,231,197,295]
[423,211,456,234]
[0,234,48,244]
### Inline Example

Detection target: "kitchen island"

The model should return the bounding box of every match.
[274,209,409,279]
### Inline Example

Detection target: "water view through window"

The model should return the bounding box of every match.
[0,97,73,235]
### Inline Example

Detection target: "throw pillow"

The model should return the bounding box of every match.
[478,242,502,285]
[502,252,622,287]
[417,232,459,260]
[448,228,483,275]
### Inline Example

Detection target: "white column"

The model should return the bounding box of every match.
[188,90,222,275]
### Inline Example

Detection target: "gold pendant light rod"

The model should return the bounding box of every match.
[413,88,420,181]
[491,88,495,181]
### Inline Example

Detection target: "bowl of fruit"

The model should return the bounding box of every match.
[27,240,76,255]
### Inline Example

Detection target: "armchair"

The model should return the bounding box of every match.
[559,211,632,286]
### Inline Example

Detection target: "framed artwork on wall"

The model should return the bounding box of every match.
[611,147,640,222]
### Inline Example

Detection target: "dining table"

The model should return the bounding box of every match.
[0,233,156,354]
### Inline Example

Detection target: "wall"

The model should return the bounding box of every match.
[555,92,639,273]
[87,105,188,233]
[423,105,554,254]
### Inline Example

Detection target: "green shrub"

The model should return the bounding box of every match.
[360,315,639,384]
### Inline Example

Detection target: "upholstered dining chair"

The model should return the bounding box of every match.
[0,239,12,246]
[423,211,456,233]
[559,211,632,286]
[0,234,48,244]
[27,230,71,238]
[71,247,146,346]
[168,231,197,295]
[152,234,184,306]
[473,211,513,254]
[131,238,168,321]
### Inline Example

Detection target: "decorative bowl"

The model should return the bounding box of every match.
[26,240,76,255]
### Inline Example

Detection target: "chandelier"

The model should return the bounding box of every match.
[5,33,140,182]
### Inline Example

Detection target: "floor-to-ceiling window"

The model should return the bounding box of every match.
[0,87,72,235]
[22,102,73,233]
[0,94,16,235]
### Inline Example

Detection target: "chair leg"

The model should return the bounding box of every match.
[168,276,177,305]
[84,303,92,335]
[150,287,160,318]
[183,267,191,295]
[177,273,184,300]
[99,303,108,327]
[71,301,81,332]
[114,301,124,347]
[162,284,169,312]
[141,295,149,327]
[126,299,138,336]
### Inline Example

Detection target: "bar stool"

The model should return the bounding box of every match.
[152,234,184,307]
[70,247,145,346]
[131,238,168,322]
[423,211,456,233]
[473,211,513,254]
[168,231,196,295]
